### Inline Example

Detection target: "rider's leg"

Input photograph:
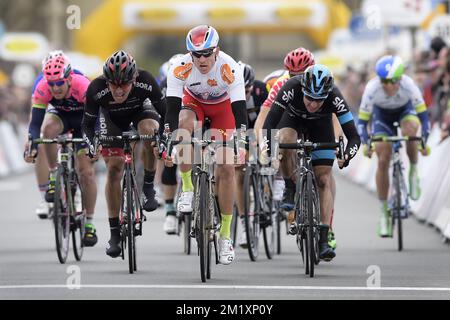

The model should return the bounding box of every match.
[162,164,178,234]
[41,113,64,202]
[375,142,393,237]
[279,127,298,210]
[313,166,334,226]
[34,147,50,218]
[177,109,196,192]
[138,118,160,211]
[76,150,98,246]
[104,155,125,257]
[401,117,421,200]
[41,113,64,169]
[313,164,336,261]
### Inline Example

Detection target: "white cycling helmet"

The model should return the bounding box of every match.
[186,25,219,52]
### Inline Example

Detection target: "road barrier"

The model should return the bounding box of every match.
[0,121,28,177]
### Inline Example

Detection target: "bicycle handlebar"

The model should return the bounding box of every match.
[30,136,85,145]
[368,135,425,150]
[279,136,344,156]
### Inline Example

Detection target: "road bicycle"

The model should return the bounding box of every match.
[369,123,424,251]
[29,133,86,264]
[98,127,159,273]
[279,137,343,277]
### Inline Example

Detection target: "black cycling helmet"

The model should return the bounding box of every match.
[238,61,255,88]
[103,50,137,85]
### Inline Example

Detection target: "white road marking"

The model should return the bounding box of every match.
[1,284,450,291]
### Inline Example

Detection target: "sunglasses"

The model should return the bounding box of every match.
[303,92,326,102]
[191,49,215,58]
[381,78,401,84]
[47,79,66,87]
[107,81,133,89]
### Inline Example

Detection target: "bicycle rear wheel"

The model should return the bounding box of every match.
[243,167,260,261]
[54,166,70,264]
[71,173,85,261]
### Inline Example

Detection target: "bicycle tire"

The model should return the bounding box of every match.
[54,166,70,264]
[126,167,135,274]
[276,204,282,255]
[196,173,209,282]
[207,196,219,280]
[184,212,192,255]
[243,166,260,261]
[298,177,310,275]
[72,173,85,261]
[132,183,141,272]
[262,176,276,260]
[393,164,403,251]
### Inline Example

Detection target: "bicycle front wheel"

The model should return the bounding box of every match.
[53,166,71,264]
[125,168,136,274]
[195,173,209,282]
[393,164,403,251]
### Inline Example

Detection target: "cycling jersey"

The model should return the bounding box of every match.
[82,69,166,151]
[263,75,361,165]
[262,73,290,109]
[29,73,90,141]
[166,51,245,104]
[165,51,247,135]
[358,75,430,143]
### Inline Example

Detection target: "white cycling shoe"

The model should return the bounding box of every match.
[177,191,194,213]
[163,214,177,235]
[218,238,235,265]
[238,219,248,248]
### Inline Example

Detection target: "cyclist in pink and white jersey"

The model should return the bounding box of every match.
[24,54,98,247]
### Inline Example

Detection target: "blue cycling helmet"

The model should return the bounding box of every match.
[301,64,334,99]
[375,55,404,80]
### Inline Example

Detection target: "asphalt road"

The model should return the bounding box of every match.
[1,171,450,301]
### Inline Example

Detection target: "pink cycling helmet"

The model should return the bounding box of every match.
[43,55,72,82]
[284,47,315,73]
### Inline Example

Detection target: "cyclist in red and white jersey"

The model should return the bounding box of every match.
[164,25,247,265]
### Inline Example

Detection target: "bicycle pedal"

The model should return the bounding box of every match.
[189,229,196,238]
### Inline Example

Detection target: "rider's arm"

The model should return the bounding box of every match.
[28,103,46,140]
[29,79,50,141]
[231,100,248,129]
[331,87,361,162]
[357,82,374,145]
[139,70,167,124]
[81,82,100,149]
[165,96,182,131]
[164,63,185,132]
